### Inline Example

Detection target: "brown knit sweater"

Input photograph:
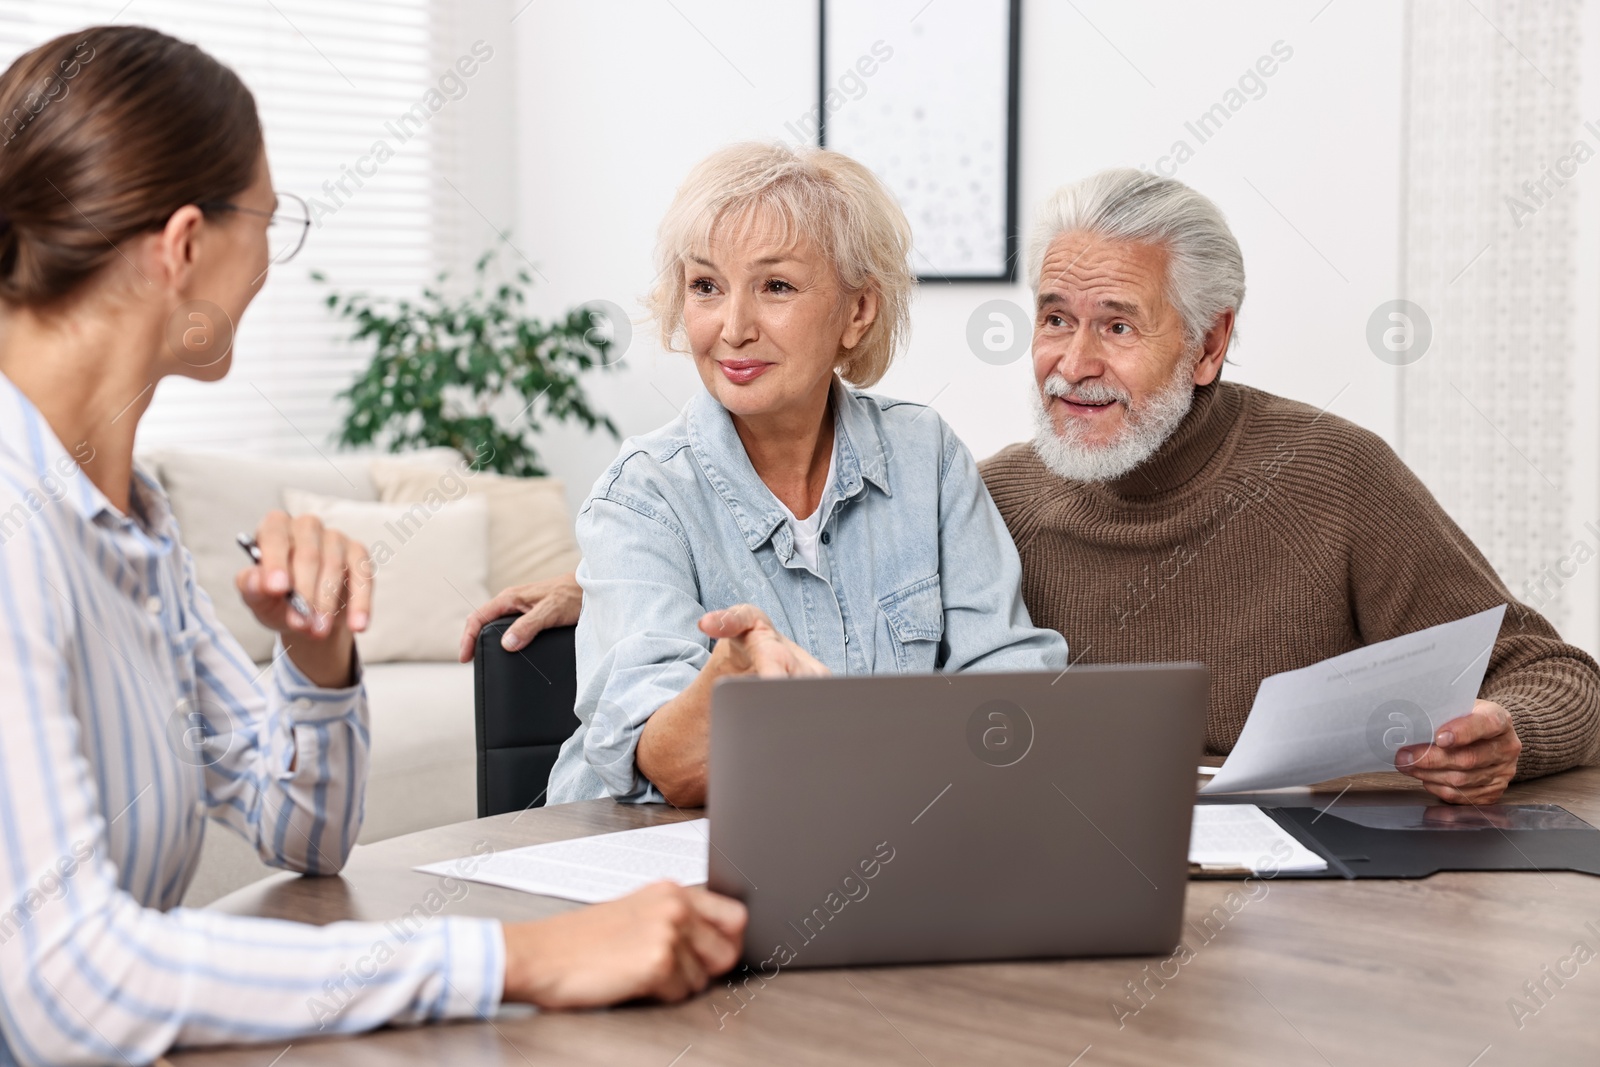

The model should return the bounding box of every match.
[979,380,1600,778]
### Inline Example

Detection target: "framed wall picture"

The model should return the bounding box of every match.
[817,0,1020,282]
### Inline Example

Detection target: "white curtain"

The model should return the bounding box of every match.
[1399,0,1585,631]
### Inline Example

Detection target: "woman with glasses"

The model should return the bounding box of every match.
[203,190,312,269]
[0,25,743,1065]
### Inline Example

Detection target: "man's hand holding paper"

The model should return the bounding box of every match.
[1202,606,1512,800]
[1396,698,1522,803]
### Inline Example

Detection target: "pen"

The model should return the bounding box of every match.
[235,533,317,621]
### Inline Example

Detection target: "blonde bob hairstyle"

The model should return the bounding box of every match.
[647,142,914,389]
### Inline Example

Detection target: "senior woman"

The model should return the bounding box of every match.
[535,143,1067,808]
[0,26,742,1065]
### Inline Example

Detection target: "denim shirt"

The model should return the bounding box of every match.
[547,380,1069,804]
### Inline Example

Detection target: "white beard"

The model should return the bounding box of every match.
[1028,364,1196,483]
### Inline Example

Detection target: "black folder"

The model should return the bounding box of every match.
[1198,803,1600,880]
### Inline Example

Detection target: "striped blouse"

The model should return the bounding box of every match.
[0,372,503,1065]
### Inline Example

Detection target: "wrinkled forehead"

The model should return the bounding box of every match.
[1034,231,1171,315]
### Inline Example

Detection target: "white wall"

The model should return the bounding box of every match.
[510,0,1405,516]
[434,0,522,276]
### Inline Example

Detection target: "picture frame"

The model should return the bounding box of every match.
[817,0,1021,283]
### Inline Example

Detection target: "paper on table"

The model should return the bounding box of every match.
[1190,804,1327,873]
[416,819,710,904]
[1202,605,1506,795]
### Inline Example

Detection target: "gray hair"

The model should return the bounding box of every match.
[1026,168,1245,350]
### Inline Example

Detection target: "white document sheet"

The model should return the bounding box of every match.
[416,819,710,904]
[1202,605,1506,795]
[1189,804,1327,873]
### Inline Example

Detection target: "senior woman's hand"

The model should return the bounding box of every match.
[698,604,830,679]
[637,604,830,806]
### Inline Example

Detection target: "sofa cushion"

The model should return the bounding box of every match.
[146,450,377,662]
[371,463,581,594]
[282,488,492,663]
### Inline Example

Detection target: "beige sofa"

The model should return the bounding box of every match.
[179,660,476,905]
[140,448,578,906]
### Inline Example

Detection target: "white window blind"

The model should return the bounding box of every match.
[0,0,462,456]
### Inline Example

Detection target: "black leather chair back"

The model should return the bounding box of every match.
[473,617,581,816]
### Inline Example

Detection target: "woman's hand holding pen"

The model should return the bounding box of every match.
[235,510,373,688]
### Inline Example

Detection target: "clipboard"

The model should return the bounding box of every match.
[1192,803,1600,880]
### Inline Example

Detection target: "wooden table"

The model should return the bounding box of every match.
[172,767,1600,1066]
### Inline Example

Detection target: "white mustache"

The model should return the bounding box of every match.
[1042,373,1129,406]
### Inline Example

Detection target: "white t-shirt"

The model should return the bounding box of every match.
[777,444,836,574]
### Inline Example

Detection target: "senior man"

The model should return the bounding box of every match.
[463,168,1600,805]
[977,167,1599,803]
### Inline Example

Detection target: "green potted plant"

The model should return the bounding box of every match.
[315,251,621,476]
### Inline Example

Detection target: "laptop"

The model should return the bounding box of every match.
[706,664,1209,969]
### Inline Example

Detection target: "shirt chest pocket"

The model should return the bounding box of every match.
[877,574,945,672]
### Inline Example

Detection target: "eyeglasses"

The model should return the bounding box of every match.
[198,191,311,265]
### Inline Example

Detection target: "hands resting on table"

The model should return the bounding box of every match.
[459,585,1528,1005]
[503,882,746,1008]
[460,572,1526,806]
